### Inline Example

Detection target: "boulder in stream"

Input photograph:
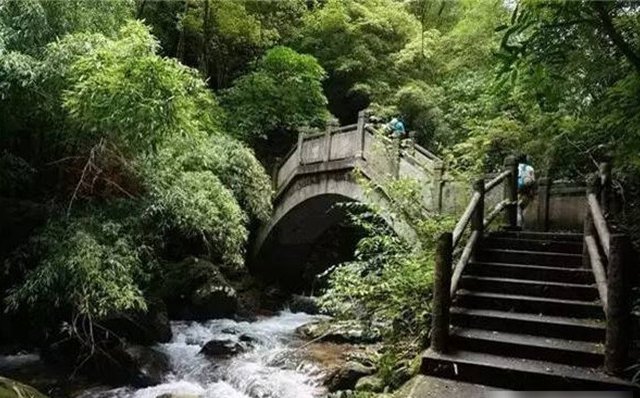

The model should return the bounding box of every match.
[126,345,171,387]
[296,320,381,344]
[200,338,244,357]
[326,361,375,392]
[288,294,320,314]
[355,375,385,392]
[103,296,172,345]
[160,257,238,320]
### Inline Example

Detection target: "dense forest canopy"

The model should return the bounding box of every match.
[1,0,640,390]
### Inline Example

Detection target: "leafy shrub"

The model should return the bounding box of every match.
[7,212,146,319]
[319,176,455,344]
[223,46,329,144]
[144,169,248,267]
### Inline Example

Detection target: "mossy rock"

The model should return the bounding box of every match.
[0,377,48,398]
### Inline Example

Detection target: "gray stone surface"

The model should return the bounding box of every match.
[394,375,500,398]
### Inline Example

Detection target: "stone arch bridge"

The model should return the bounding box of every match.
[251,112,491,289]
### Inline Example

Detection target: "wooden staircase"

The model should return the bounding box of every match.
[422,158,637,391]
[422,230,637,390]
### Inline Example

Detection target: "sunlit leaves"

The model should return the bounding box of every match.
[224,46,328,143]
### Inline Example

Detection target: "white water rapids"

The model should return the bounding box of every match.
[79,311,328,398]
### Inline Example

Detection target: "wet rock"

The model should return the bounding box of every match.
[104,296,172,344]
[41,334,168,387]
[388,359,412,388]
[355,375,385,392]
[160,257,238,320]
[0,376,48,398]
[200,338,244,357]
[125,345,170,387]
[288,294,320,314]
[238,333,259,347]
[326,361,375,392]
[296,320,381,344]
[190,283,237,320]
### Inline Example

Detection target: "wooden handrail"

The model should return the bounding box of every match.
[485,170,511,192]
[588,193,611,258]
[585,234,608,309]
[582,165,633,376]
[450,230,479,295]
[484,199,508,228]
[452,191,481,248]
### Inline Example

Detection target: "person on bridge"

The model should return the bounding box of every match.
[385,117,406,139]
[517,154,536,228]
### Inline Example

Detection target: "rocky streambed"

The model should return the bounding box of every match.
[0,311,390,398]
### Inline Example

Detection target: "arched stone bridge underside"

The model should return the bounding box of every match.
[251,112,485,291]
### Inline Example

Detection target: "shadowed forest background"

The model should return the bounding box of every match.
[1,0,640,395]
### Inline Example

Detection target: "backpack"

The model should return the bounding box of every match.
[518,163,535,189]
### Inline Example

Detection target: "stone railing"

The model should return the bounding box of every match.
[273,111,450,211]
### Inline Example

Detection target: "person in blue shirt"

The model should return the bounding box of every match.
[517,154,536,227]
[385,117,406,138]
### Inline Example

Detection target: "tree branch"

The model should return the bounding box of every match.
[592,2,640,73]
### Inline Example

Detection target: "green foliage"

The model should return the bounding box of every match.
[320,177,455,344]
[63,21,222,152]
[144,167,248,267]
[1,6,273,332]
[295,0,418,120]
[0,0,133,55]
[223,46,329,144]
[7,210,147,318]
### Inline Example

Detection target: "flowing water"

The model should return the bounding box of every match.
[76,311,328,398]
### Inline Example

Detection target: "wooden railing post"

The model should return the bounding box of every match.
[472,178,485,235]
[536,177,550,232]
[504,155,518,229]
[432,161,444,213]
[431,232,452,353]
[604,233,632,375]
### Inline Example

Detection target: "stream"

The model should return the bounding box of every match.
[1,311,330,398]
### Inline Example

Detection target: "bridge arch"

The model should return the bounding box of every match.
[250,111,464,291]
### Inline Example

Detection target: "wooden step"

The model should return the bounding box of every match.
[483,237,583,254]
[450,327,603,367]
[477,248,582,267]
[466,262,595,284]
[460,275,598,301]
[490,231,583,242]
[421,349,637,391]
[455,290,604,319]
[450,307,605,342]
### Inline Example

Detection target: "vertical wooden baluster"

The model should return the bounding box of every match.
[472,178,485,235]
[504,155,518,229]
[604,234,632,375]
[431,232,453,353]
